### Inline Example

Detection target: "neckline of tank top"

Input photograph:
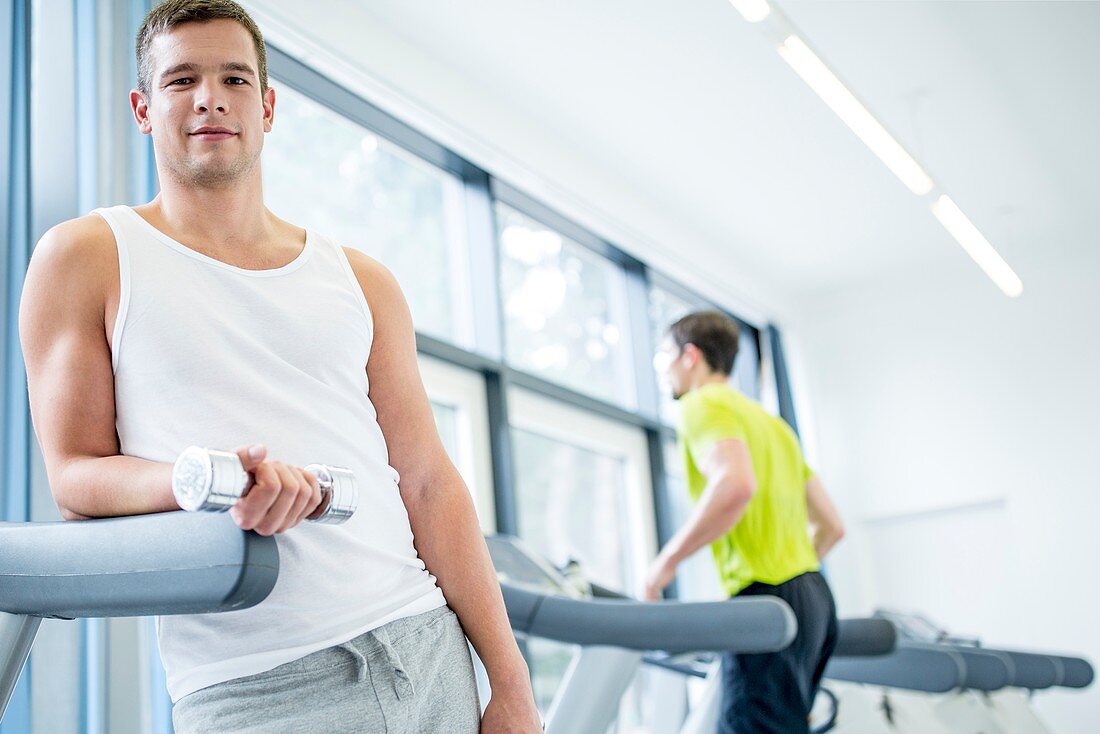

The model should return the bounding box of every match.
[117,204,315,278]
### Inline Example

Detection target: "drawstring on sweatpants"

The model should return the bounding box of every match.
[376,631,415,700]
[338,632,415,700]
[337,640,370,683]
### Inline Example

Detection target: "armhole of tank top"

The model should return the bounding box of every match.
[92,209,131,375]
[329,237,375,346]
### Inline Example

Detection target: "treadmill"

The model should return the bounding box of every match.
[485,534,897,734]
[823,610,1094,734]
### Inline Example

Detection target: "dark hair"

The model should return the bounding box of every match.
[136,0,268,96]
[667,310,740,376]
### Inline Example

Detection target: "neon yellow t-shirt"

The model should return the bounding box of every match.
[678,383,819,596]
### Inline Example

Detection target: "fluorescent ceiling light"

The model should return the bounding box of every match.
[728,0,770,23]
[777,35,934,196]
[931,195,1023,297]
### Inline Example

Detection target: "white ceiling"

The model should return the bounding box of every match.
[250,0,1100,314]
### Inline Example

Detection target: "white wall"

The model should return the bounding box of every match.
[792,247,1100,729]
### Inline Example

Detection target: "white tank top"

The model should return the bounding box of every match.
[93,205,446,702]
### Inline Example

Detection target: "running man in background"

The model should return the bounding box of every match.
[646,310,846,733]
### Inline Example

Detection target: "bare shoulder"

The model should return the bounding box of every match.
[22,213,119,330]
[341,245,392,281]
[29,213,118,285]
[341,246,405,308]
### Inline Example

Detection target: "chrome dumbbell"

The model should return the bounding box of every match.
[172,446,358,524]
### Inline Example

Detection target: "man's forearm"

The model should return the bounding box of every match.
[54,455,176,519]
[661,479,751,564]
[401,466,531,691]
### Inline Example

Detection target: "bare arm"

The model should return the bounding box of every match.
[645,439,756,599]
[805,475,844,561]
[20,216,177,519]
[21,216,321,534]
[345,249,539,728]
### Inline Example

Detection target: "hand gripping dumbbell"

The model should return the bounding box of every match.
[172,446,358,524]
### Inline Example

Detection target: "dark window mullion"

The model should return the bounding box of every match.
[484,371,518,537]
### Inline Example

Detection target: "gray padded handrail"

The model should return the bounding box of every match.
[0,512,278,618]
[833,618,896,658]
[939,646,1058,691]
[825,643,966,693]
[1049,654,1094,689]
[904,642,1092,691]
[940,645,1011,692]
[994,650,1058,690]
[501,583,796,654]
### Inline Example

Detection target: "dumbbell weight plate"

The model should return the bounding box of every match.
[303,464,358,523]
[172,446,252,513]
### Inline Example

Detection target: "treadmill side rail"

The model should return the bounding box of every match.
[825,643,967,693]
[502,584,796,654]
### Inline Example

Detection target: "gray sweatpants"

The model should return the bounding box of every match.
[172,606,481,733]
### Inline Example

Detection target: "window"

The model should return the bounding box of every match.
[263,83,473,347]
[734,327,761,399]
[430,402,460,461]
[663,436,725,601]
[418,355,496,532]
[507,387,655,719]
[497,205,637,408]
[508,388,655,590]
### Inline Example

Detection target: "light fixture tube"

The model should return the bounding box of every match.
[728,0,771,23]
[931,195,1023,297]
[777,35,934,196]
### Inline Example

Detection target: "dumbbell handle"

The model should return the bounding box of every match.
[172,447,357,524]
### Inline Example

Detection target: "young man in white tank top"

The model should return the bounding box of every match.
[18,1,541,730]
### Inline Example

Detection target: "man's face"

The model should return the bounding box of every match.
[654,337,690,401]
[132,19,274,189]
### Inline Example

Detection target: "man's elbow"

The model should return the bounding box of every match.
[51,470,93,521]
[736,477,757,504]
[54,485,91,521]
[58,506,90,521]
[816,516,845,548]
[831,520,846,545]
[719,479,755,520]
[397,463,465,510]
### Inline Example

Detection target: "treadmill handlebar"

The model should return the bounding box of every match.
[872,609,1093,690]
[833,618,897,658]
[501,583,796,654]
[828,640,1096,693]
[826,643,967,693]
[1052,654,1094,689]
[934,645,1094,691]
[0,512,278,619]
